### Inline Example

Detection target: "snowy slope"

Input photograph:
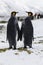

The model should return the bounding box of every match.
[0,0,43,21]
[0,0,43,16]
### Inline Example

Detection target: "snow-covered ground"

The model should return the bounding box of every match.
[0,19,43,65]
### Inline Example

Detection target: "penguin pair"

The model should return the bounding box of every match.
[7,11,34,49]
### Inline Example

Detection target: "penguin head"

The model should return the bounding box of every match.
[11,11,18,16]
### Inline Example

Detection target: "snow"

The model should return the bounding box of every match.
[0,19,43,65]
[32,19,43,37]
